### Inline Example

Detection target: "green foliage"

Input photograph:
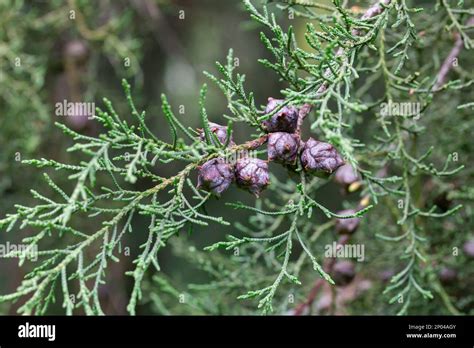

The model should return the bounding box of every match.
[0,0,146,211]
[1,0,473,315]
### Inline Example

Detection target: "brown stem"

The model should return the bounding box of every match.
[240,135,269,151]
[433,16,474,91]
[295,104,312,137]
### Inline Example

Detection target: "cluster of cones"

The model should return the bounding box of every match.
[197,98,347,197]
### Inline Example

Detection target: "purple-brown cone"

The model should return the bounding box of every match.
[300,138,344,176]
[262,98,299,133]
[197,158,234,196]
[64,39,89,64]
[439,267,457,285]
[335,209,360,235]
[332,260,356,286]
[334,164,359,187]
[235,157,270,197]
[198,122,234,147]
[267,132,300,165]
[463,240,474,258]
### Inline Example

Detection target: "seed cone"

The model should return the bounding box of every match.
[198,122,234,147]
[64,39,89,64]
[197,158,234,196]
[378,269,395,283]
[262,98,299,133]
[332,260,356,286]
[439,267,457,285]
[463,240,474,258]
[300,138,344,176]
[334,164,359,189]
[335,209,360,235]
[267,132,300,165]
[235,157,270,197]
